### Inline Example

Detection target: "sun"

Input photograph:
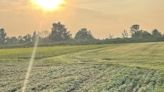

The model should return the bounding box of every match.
[31,0,65,11]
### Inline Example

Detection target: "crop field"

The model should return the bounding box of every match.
[0,42,164,92]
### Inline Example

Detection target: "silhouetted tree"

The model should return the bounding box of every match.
[75,28,95,41]
[142,31,152,39]
[122,30,128,38]
[130,24,152,40]
[152,29,162,39]
[23,34,32,43]
[0,28,7,44]
[131,24,140,33]
[6,36,18,44]
[132,30,152,40]
[18,35,24,43]
[132,30,143,39]
[49,22,71,41]
[131,24,143,39]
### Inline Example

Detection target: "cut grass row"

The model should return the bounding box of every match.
[0,45,106,61]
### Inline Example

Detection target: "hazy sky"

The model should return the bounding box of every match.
[0,0,164,38]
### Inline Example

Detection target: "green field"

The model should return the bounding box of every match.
[0,42,164,92]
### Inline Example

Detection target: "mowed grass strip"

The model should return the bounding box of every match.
[0,45,106,61]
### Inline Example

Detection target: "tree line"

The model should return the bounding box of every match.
[0,22,164,46]
[0,22,95,46]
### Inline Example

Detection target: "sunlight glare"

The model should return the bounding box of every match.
[31,0,65,11]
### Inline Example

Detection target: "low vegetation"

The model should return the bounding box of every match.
[0,42,163,92]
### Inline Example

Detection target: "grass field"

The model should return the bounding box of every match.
[0,42,164,92]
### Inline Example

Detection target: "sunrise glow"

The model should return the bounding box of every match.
[31,0,65,11]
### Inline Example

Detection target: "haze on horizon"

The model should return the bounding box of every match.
[0,0,164,39]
